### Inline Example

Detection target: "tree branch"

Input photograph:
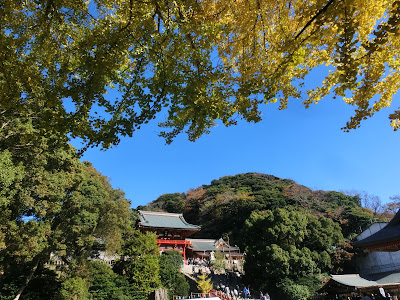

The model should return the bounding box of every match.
[294,0,336,40]
[13,257,40,300]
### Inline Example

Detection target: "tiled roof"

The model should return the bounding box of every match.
[138,211,200,230]
[352,210,400,249]
[330,274,377,288]
[186,238,240,252]
[320,273,400,295]
[330,272,400,288]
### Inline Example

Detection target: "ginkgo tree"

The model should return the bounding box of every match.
[1,0,400,149]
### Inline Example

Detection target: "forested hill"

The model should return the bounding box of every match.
[139,173,390,298]
[138,172,376,244]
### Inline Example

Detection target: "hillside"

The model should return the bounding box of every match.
[138,172,381,299]
[139,172,374,243]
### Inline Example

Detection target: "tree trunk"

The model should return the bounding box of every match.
[12,257,40,300]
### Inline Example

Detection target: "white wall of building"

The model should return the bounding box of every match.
[354,223,400,275]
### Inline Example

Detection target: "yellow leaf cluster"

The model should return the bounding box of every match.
[2,0,400,147]
[194,0,400,131]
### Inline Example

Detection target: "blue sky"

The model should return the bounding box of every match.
[73,87,400,209]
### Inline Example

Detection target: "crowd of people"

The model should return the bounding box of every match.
[213,283,271,300]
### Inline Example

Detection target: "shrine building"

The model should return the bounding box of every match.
[318,210,400,298]
[186,238,244,260]
[137,210,200,260]
[352,209,400,252]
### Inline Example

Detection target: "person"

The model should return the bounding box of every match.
[264,292,270,300]
[233,288,239,300]
[243,287,250,300]
[386,293,393,300]
[362,293,372,300]
[259,291,264,300]
[225,286,230,297]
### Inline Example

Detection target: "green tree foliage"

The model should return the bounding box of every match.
[212,251,227,272]
[159,250,184,270]
[184,173,294,242]
[87,261,136,300]
[50,260,147,300]
[2,1,400,151]
[141,173,375,249]
[159,251,189,298]
[59,276,89,300]
[0,109,132,299]
[144,193,186,213]
[277,278,311,300]
[0,267,61,300]
[139,173,379,298]
[241,208,343,299]
[114,230,161,293]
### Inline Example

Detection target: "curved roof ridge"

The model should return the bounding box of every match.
[139,210,183,217]
[385,209,400,228]
[352,210,400,250]
[138,210,200,230]
[186,238,217,242]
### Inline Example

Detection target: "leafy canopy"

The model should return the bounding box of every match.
[242,208,343,298]
[0,107,132,299]
[2,0,400,149]
[142,173,374,245]
[159,251,189,298]
[113,230,161,293]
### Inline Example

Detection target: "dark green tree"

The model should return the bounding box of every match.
[277,278,311,300]
[0,267,61,300]
[242,208,343,299]
[343,206,374,238]
[159,251,189,298]
[145,194,186,213]
[87,260,135,300]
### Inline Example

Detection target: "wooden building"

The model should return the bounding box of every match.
[138,210,200,260]
[186,238,243,260]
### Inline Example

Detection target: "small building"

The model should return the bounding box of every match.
[186,238,243,260]
[138,210,200,260]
